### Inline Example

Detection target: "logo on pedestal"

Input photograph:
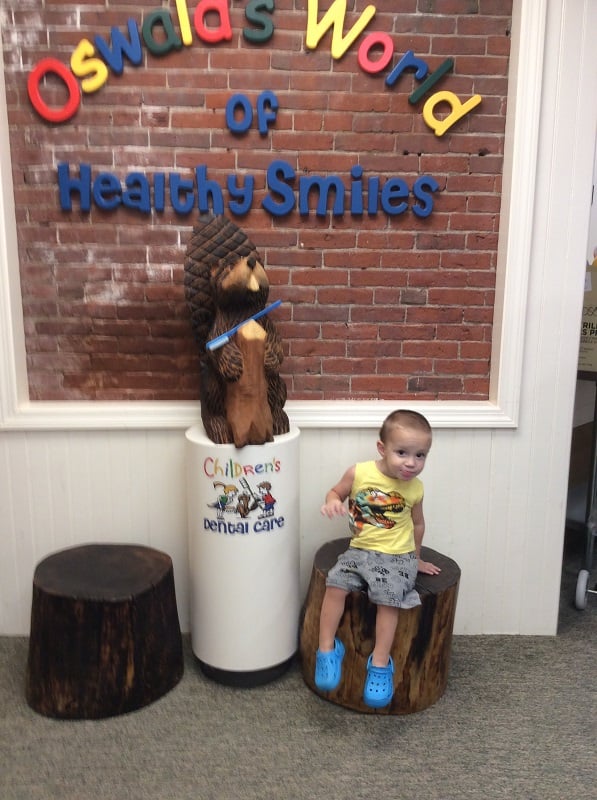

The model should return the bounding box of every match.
[203,475,286,535]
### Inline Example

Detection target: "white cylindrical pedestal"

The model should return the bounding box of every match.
[186,424,300,685]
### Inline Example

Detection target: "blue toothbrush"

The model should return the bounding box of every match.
[205,299,282,352]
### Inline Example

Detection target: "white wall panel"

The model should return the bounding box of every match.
[1,426,498,636]
[0,430,190,634]
[0,422,569,637]
[422,429,494,634]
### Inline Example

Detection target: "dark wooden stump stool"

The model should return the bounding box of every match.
[299,538,460,714]
[26,544,184,719]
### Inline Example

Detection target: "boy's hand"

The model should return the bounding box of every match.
[320,499,347,518]
[418,559,441,575]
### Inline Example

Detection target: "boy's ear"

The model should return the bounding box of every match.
[376,440,385,458]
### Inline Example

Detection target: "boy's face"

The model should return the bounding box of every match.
[377,425,431,482]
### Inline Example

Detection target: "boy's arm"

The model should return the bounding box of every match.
[412,500,441,575]
[320,465,356,518]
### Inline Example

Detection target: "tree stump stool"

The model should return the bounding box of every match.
[299,538,460,714]
[26,544,184,719]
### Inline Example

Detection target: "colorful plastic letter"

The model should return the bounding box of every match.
[175,0,194,45]
[194,0,233,43]
[70,39,109,94]
[306,0,376,60]
[350,165,364,214]
[142,10,183,55]
[226,94,253,133]
[244,0,275,44]
[94,19,143,75]
[357,32,393,74]
[409,59,453,105]
[412,176,439,218]
[423,90,482,136]
[123,173,152,213]
[385,49,428,88]
[257,91,279,135]
[263,160,296,216]
[57,162,92,210]
[27,58,81,123]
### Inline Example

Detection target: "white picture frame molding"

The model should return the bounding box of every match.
[0,1,543,431]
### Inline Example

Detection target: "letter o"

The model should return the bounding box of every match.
[27,58,81,123]
[357,32,394,74]
[225,93,253,133]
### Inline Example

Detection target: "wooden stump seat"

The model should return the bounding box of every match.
[26,544,184,719]
[299,538,460,714]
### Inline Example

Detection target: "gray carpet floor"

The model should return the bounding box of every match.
[1,529,595,800]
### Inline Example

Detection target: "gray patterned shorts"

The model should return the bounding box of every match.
[325,546,421,609]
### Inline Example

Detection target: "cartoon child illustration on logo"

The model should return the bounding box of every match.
[210,482,238,519]
[257,481,276,518]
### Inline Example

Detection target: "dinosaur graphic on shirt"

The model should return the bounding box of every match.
[349,487,405,532]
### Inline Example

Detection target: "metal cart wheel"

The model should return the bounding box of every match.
[571,378,597,613]
[575,569,590,610]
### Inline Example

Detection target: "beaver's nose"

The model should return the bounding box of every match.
[247,256,256,269]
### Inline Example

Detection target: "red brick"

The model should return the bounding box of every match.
[4,0,512,402]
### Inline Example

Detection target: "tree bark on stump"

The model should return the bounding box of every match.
[299,538,460,714]
[26,544,184,719]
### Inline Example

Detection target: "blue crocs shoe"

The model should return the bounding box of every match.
[314,638,345,691]
[363,654,395,708]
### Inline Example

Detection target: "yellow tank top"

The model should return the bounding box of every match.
[348,460,424,555]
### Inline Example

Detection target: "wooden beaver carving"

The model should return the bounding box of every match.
[183,215,289,448]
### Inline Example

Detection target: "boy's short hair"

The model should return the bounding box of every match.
[379,409,432,443]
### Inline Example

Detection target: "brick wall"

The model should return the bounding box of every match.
[1,0,512,402]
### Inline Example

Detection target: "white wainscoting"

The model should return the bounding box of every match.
[0,422,575,636]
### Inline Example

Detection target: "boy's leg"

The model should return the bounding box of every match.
[318,586,348,651]
[315,586,348,691]
[371,603,399,666]
[362,603,398,708]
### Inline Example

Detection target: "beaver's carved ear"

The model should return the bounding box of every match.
[212,254,237,280]
[209,259,224,284]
